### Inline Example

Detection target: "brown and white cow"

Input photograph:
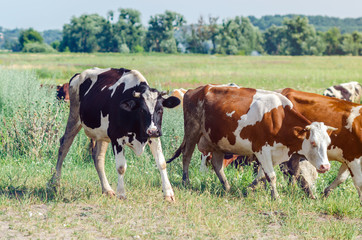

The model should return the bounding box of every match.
[323,81,362,103]
[281,88,362,202]
[56,83,70,101]
[48,67,180,201]
[168,84,335,199]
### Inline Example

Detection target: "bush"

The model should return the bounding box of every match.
[119,44,130,53]
[133,45,144,53]
[22,42,57,53]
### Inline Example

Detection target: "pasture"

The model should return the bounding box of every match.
[0,53,361,239]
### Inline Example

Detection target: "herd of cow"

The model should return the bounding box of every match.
[47,67,362,204]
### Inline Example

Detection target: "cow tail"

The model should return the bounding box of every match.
[167,140,186,164]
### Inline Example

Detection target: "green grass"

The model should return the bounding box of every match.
[0,53,361,239]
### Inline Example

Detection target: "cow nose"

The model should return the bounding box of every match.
[147,129,159,137]
[317,164,330,173]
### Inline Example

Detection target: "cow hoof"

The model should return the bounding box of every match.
[165,195,175,203]
[118,195,127,200]
[103,190,116,198]
[323,188,331,198]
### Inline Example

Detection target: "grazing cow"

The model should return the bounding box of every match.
[281,88,362,202]
[170,88,188,106]
[56,83,70,101]
[168,84,335,199]
[48,67,180,201]
[323,81,362,103]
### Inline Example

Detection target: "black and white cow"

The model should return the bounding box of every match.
[48,67,180,202]
[323,81,362,103]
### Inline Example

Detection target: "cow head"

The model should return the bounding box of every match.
[119,85,180,140]
[294,122,337,173]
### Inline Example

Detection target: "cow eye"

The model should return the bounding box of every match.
[157,109,163,114]
[311,141,317,147]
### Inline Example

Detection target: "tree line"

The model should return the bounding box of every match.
[1,9,361,56]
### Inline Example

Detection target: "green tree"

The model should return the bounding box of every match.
[146,10,186,53]
[216,16,263,55]
[323,27,343,55]
[282,16,325,55]
[263,25,285,55]
[113,8,145,52]
[61,14,105,52]
[341,31,362,56]
[18,28,43,50]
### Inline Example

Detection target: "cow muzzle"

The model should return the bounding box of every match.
[317,164,330,173]
[147,128,161,138]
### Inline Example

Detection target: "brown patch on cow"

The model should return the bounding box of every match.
[281,88,362,162]
[118,166,126,175]
[204,87,255,146]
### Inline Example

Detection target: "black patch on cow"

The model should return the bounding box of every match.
[334,85,352,101]
[112,141,123,154]
[79,78,92,102]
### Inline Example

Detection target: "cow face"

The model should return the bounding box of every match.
[120,86,180,140]
[296,122,336,173]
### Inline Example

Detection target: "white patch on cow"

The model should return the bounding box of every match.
[345,105,362,132]
[142,89,158,114]
[108,70,149,97]
[82,114,109,141]
[69,68,110,96]
[235,90,293,130]
[226,111,235,117]
[116,134,146,156]
[217,136,253,155]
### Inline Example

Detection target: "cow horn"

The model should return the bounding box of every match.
[160,91,168,96]
[133,91,141,98]
[327,126,338,131]
[305,125,311,130]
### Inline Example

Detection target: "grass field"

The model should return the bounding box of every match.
[0,53,361,239]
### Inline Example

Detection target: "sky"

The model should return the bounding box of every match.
[1,0,361,31]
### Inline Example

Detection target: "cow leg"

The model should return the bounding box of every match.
[249,166,263,188]
[346,159,362,203]
[48,110,81,191]
[92,140,115,197]
[112,143,127,200]
[255,152,279,199]
[148,138,175,202]
[182,136,200,185]
[211,151,230,191]
[324,163,349,197]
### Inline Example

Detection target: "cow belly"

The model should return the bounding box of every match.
[217,136,254,156]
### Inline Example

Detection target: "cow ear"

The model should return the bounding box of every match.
[162,96,181,108]
[120,100,137,112]
[293,126,308,140]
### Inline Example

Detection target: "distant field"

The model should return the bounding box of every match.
[1,53,361,93]
[0,53,361,239]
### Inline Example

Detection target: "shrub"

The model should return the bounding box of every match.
[22,42,57,53]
